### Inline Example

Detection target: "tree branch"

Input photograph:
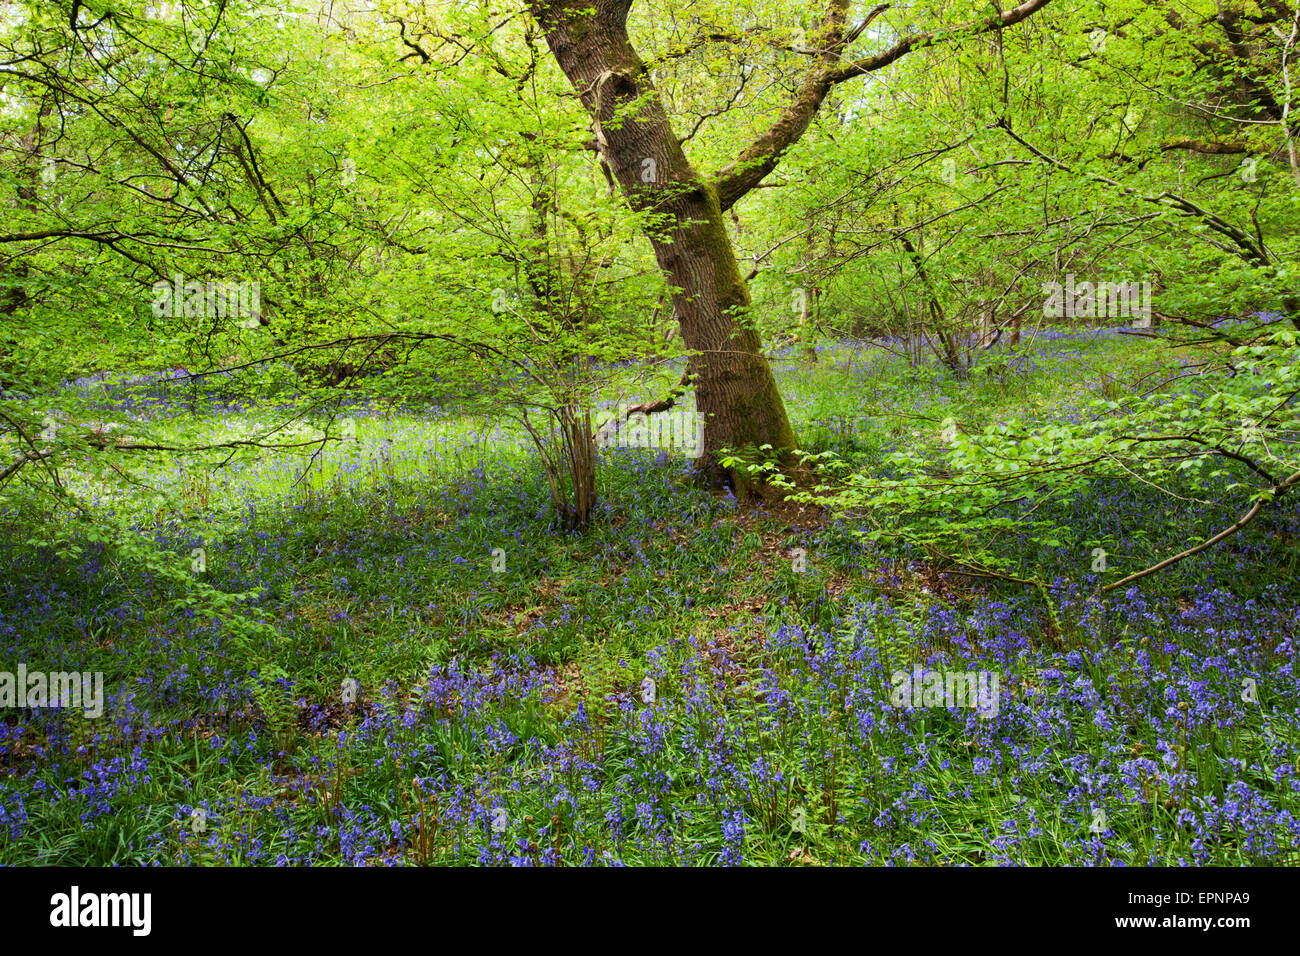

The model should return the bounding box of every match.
[1099,468,1300,593]
[711,0,1055,210]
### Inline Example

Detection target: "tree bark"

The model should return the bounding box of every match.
[526,0,796,484]
[526,0,1058,482]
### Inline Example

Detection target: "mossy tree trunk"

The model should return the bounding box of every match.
[526,0,797,484]
[526,0,1056,483]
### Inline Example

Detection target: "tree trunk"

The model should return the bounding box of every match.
[527,0,797,486]
[525,0,1059,479]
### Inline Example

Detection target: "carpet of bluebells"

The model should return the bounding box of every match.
[1,331,1297,865]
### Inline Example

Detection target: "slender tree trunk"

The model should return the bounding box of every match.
[2,95,50,322]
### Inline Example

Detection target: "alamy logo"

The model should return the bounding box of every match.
[0,664,103,718]
[1042,275,1151,325]
[890,666,1000,719]
[595,406,704,458]
[50,886,151,936]
[151,273,261,326]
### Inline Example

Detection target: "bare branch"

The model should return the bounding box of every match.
[1100,468,1300,593]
